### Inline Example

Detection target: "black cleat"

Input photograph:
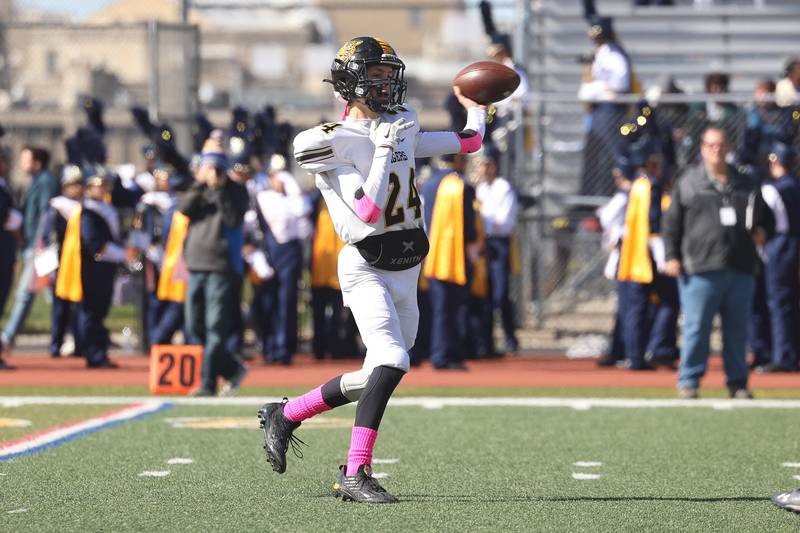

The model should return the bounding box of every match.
[257,399,303,474]
[772,488,800,512]
[333,464,398,504]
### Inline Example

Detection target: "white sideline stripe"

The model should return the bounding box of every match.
[3,396,800,410]
[574,461,603,467]
[0,403,166,460]
[782,462,800,468]
[572,473,601,480]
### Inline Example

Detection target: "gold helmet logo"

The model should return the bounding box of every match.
[336,39,363,62]
[373,37,396,55]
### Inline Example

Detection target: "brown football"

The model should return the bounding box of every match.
[453,61,521,105]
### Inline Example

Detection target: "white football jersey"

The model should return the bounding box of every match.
[294,104,471,244]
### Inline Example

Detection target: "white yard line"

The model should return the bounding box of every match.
[166,458,194,465]
[573,461,603,467]
[572,473,602,480]
[139,471,170,477]
[3,396,800,410]
[782,462,800,468]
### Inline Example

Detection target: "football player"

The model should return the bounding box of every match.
[258,36,486,503]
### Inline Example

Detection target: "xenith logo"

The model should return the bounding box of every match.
[390,255,423,266]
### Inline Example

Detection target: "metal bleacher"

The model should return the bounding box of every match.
[523,0,800,197]
[515,0,800,327]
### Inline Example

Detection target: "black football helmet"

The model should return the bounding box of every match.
[326,37,407,113]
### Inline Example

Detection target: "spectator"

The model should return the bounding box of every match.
[179,139,249,396]
[1,146,60,352]
[686,72,742,165]
[775,58,800,108]
[422,153,479,370]
[739,79,793,179]
[308,189,360,360]
[578,15,635,197]
[662,127,759,399]
[616,132,679,370]
[596,154,634,367]
[751,141,800,373]
[254,154,311,365]
[40,165,84,357]
[128,164,185,347]
[0,147,20,369]
[55,170,125,368]
[224,131,254,362]
[474,147,519,354]
[485,33,529,174]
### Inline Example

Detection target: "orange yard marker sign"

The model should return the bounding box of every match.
[149,345,203,395]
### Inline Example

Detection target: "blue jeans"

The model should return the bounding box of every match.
[2,249,36,343]
[677,270,754,390]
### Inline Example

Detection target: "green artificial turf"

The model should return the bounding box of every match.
[1,402,799,531]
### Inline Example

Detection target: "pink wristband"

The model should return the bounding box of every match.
[458,131,483,154]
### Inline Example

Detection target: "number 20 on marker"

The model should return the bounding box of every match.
[149,345,203,395]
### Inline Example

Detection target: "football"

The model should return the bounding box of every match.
[453,61,521,105]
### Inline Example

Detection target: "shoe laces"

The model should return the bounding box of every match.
[286,432,307,459]
[360,473,387,493]
[279,398,307,459]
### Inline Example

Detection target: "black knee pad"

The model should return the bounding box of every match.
[354,365,406,430]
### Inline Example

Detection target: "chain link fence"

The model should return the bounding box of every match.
[511,93,798,330]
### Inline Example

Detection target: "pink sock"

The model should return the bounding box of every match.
[346,426,378,476]
[283,387,330,423]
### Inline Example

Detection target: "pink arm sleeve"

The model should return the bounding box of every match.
[353,191,381,224]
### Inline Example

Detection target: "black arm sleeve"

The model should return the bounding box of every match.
[464,184,477,244]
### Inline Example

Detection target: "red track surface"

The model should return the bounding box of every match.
[0,353,797,390]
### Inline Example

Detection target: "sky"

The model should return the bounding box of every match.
[15,0,516,22]
[17,0,116,19]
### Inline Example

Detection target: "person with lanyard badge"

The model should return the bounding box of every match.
[662,127,760,399]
